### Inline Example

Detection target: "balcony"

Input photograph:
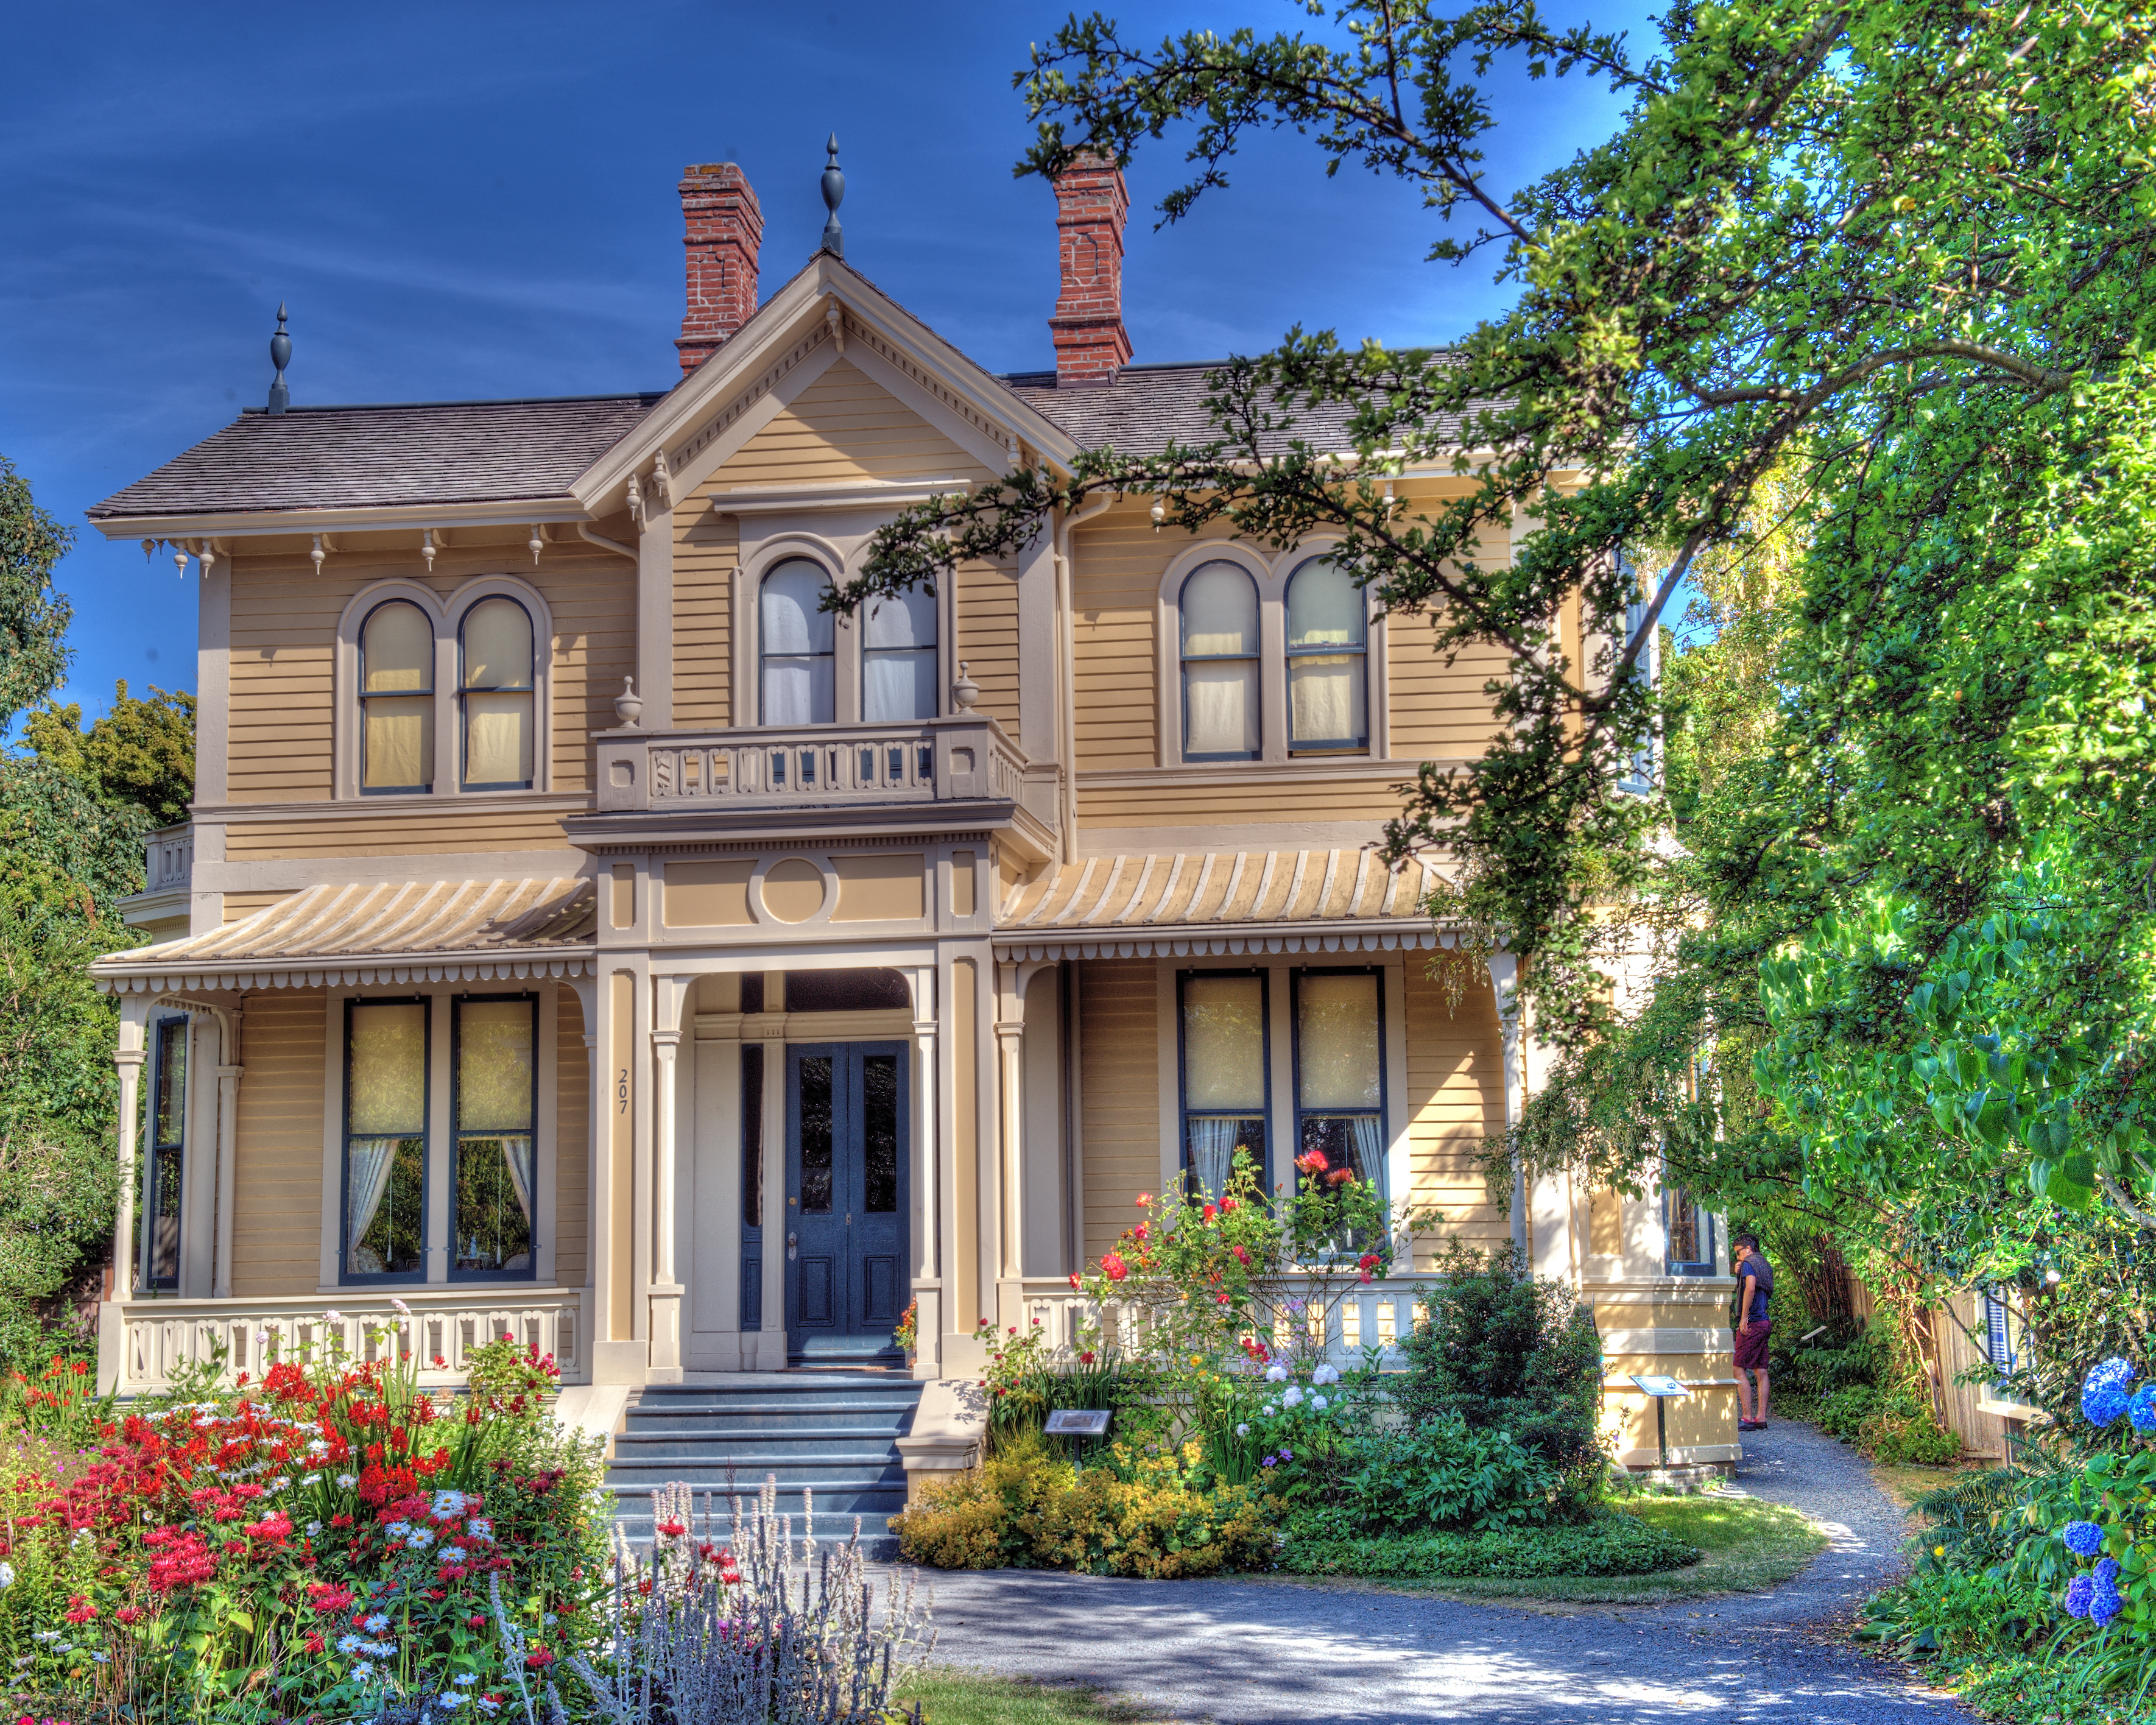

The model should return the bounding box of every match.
[119,822,193,935]
[591,716,1056,838]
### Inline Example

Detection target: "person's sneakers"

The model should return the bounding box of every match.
[1739,1419,1767,1431]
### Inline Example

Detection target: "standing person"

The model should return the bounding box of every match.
[1733,1233,1774,1432]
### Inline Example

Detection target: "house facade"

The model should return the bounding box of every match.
[85,155,1737,1469]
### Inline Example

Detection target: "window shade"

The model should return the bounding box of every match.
[1183,975,1266,1110]
[348,1002,426,1135]
[762,560,836,724]
[362,602,434,791]
[362,602,432,691]
[462,598,532,689]
[457,998,534,1131]
[1296,973,1380,1107]
[1287,560,1364,649]
[1289,657,1365,746]
[1185,660,1259,755]
[1182,563,1257,655]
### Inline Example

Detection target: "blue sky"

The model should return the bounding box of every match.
[1,0,1658,723]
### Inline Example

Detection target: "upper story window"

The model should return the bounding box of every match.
[361,601,435,793]
[1180,562,1261,761]
[1665,1181,1714,1275]
[761,559,837,725]
[459,597,535,791]
[863,585,938,722]
[340,578,551,800]
[1286,558,1368,754]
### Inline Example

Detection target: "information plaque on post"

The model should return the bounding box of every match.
[1043,1409,1111,1436]
[1628,1373,1691,1468]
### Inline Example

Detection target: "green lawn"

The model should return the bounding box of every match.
[1252,1492,1828,1607]
[895,1668,1170,1725]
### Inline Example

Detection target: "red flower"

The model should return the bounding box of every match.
[1203,1202,1217,1221]
[116,1606,143,1625]
[525,1649,556,1670]
[1068,1271,1082,1289]
[1100,1252,1129,1283]
[307,1582,355,1615]
[656,1519,685,1539]
[1134,1193,1151,1208]
[470,1614,488,1631]
[1222,1198,1239,1213]
[1079,1351,1096,1366]
[1295,1149,1329,1174]
[1231,1244,1250,1265]
[63,1595,95,1624]
[1327,1168,1353,1187]
[305,1632,326,1654]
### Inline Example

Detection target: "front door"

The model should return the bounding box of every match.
[785,1043,907,1363]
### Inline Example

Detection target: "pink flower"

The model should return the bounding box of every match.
[1101,1252,1129,1283]
[1135,1193,1152,1208]
[1203,1203,1218,1221]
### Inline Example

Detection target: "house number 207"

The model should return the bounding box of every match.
[617,1068,629,1114]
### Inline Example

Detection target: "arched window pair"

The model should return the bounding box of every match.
[359,596,537,793]
[759,557,937,725]
[1179,556,1367,761]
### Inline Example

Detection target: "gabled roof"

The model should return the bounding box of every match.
[89,396,664,521]
[90,877,596,992]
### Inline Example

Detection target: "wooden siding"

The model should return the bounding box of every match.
[224,539,632,805]
[1077,959,1160,1263]
[224,810,572,860]
[956,560,1020,745]
[1076,774,1411,831]
[222,890,296,924]
[1387,610,1513,761]
[554,986,588,1288]
[674,509,736,728]
[1402,958,1509,1262]
[230,991,326,1298]
[1069,504,1172,771]
[709,360,995,487]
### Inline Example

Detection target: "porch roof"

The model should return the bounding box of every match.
[993,847,1454,960]
[90,877,597,992]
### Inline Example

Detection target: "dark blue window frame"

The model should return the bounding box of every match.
[1179,563,1262,763]
[1288,966,1388,1200]
[449,992,540,1284]
[1175,967,1271,1196]
[340,995,431,1286]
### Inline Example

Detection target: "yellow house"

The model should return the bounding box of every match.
[83,153,1736,1480]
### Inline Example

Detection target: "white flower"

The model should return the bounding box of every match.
[255,1328,271,1345]
[368,1639,398,1657]
[71,1528,93,1547]
[324,1310,343,1323]
[0,1561,13,1590]
[1262,1404,1277,1417]
[392,1298,412,1316]
[301,1473,321,1487]
[365,1613,390,1634]
[431,1489,468,1519]
[465,1518,495,1542]
[406,1527,435,1550]
[1312,1395,1329,1411]
[454,1674,479,1687]
[1263,1363,1288,1383]
[337,1474,358,1489]
[385,1522,414,1540]
[1235,1423,1250,1438]
[1312,1362,1342,1386]
[438,1695,467,1712]
[306,1521,323,1537]
[307,1438,330,1456]
[543,1612,558,1627]
[476,1699,502,1715]
[194,1414,219,1428]
[93,1651,110,1665]
[1281,1386,1304,1408]
[338,1633,366,1656]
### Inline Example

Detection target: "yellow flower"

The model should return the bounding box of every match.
[1934,1545,1946,1557]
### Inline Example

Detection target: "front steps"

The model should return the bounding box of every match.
[605,1372,924,1557]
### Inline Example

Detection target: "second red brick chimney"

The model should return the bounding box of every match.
[1049,156,1133,386]
[676,163,763,375]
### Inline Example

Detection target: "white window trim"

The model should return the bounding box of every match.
[332,575,555,801]
[734,533,950,730]
[1153,538,1388,767]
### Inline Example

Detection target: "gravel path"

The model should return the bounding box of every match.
[897,1420,1983,1724]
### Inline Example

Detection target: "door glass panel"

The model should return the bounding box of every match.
[798,1055,833,1212]
[862,1054,898,1213]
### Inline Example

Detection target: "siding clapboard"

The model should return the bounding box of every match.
[230,990,326,1298]
[710,361,994,487]
[1402,957,1510,1262]
[1077,959,1160,1263]
[554,986,589,1288]
[955,560,1020,744]
[224,810,572,860]
[674,509,736,728]
[222,890,296,924]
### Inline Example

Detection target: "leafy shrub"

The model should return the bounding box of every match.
[892,1435,1282,1578]
[1772,1325,1886,1406]
[1286,1417,1571,1539]
[1397,1241,1605,1478]
[1281,1513,1699,1579]
[1813,1381,1959,1462]
[1816,1383,1882,1438]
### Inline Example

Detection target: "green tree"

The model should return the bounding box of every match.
[0,456,72,729]
[26,679,197,828]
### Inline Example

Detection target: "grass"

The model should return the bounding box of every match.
[1254,1492,1828,1606]
[895,1668,1172,1725]
[1872,1459,1986,1514]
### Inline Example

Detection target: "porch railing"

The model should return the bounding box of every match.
[593,716,1034,815]
[1015,1274,1432,1370]
[145,824,194,893]
[110,1288,588,1393]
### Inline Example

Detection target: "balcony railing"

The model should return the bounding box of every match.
[1015,1274,1431,1370]
[110,1288,588,1391]
[595,716,1033,815]
[145,823,193,894]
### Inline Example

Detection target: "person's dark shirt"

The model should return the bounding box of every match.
[1738,1255,1774,1327]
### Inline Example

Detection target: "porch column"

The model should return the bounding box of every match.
[213,1027,244,1300]
[994,961,1026,1330]
[906,964,941,1380]
[1486,952,1526,1258]
[648,976,688,1383]
[98,995,151,1394]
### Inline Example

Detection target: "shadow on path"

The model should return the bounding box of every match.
[886,1420,1979,1724]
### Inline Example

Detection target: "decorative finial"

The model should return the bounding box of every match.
[819,133,845,259]
[310,534,326,576]
[174,546,190,578]
[615,676,644,728]
[953,661,980,711]
[528,524,545,566]
[267,303,291,415]
[421,528,437,573]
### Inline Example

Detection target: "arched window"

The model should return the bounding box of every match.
[1180,562,1260,760]
[761,559,836,725]
[359,600,434,792]
[459,596,535,790]
[862,584,938,723]
[1286,557,1367,752]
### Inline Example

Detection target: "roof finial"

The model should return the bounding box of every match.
[819,133,845,259]
[267,302,291,415]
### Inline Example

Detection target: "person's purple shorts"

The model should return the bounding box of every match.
[1735,1322,1772,1370]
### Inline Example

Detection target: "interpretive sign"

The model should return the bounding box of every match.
[1044,1408,1112,1436]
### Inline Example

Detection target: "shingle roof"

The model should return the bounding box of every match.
[91,877,597,990]
[88,395,665,520]
[995,847,1451,959]
[1002,361,1479,457]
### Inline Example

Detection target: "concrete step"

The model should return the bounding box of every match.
[616,1431,909,1460]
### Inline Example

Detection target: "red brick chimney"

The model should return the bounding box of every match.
[676,163,763,375]
[1049,156,1133,386]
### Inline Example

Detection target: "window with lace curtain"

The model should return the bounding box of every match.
[343,998,429,1281]
[1180,562,1261,761]
[452,995,537,1279]
[1178,970,1269,1199]
[1285,558,1368,753]
[1292,969,1385,1194]
[459,598,535,791]
[359,601,434,793]
[761,559,837,724]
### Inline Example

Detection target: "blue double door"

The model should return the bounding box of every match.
[785,1042,908,1363]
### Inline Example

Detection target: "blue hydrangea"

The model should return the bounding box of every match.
[2093,1575,2123,1628]
[2083,1358,2138,1427]
[2067,1574,2095,1617]
[2096,1556,2122,1587]
[2065,1520,2107,1557]
[2130,1384,2156,1434]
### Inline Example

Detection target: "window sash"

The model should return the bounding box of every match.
[143,1016,188,1289]
[1664,1182,1714,1274]
[452,995,537,1281]
[361,601,437,795]
[343,997,431,1283]
[1178,970,1269,1194]
[1291,968,1386,1199]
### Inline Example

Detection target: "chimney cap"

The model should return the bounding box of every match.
[267,302,291,416]
[819,133,845,260]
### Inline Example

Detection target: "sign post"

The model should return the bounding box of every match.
[1628,1374,1690,1468]
[1045,1407,1112,1472]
